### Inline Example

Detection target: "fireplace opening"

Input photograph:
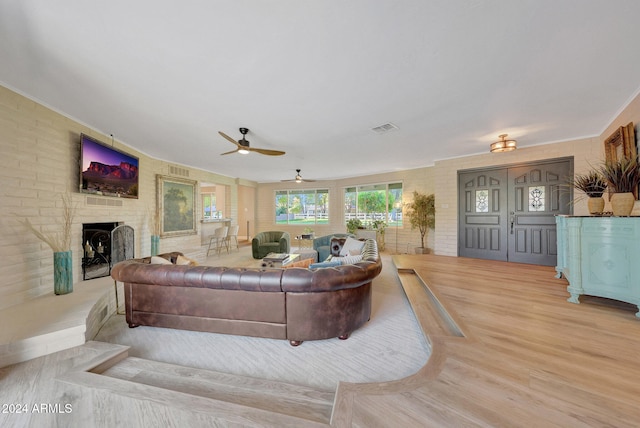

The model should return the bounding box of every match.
[82,222,119,280]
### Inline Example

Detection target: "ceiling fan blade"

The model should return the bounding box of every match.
[302,178,316,182]
[220,149,239,155]
[249,147,286,156]
[218,131,240,147]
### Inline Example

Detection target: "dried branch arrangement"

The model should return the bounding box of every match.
[20,193,76,252]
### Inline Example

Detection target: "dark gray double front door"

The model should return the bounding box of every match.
[458,158,573,266]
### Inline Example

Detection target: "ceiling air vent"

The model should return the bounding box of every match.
[371,122,399,134]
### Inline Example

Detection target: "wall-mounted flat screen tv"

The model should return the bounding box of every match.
[80,134,139,198]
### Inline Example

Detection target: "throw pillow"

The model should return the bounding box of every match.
[330,236,347,256]
[176,255,198,266]
[339,236,365,256]
[309,260,342,269]
[150,256,173,265]
[283,258,314,269]
[337,254,363,265]
[361,239,378,260]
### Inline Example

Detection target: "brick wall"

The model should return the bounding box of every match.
[0,85,245,310]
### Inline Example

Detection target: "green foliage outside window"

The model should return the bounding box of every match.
[275,189,329,224]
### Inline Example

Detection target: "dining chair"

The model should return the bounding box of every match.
[207,226,228,256]
[226,224,240,251]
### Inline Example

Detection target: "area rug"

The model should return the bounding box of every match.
[94,251,430,391]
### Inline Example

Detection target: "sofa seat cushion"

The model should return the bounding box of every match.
[261,243,282,251]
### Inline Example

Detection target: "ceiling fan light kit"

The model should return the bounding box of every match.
[490,134,517,153]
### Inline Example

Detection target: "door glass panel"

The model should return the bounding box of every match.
[476,190,489,212]
[529,186,545,212]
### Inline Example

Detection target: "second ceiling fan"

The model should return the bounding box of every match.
[282,169,316,183]
[218,128,286,156]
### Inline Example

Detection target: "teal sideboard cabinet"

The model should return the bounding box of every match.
[555,215,640,318]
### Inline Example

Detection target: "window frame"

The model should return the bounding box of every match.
[275,188,330,225]
[344,181,403,227]
[202,192,217,219]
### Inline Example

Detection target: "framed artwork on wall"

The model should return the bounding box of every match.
[157,175,197,237]
[604,122,636,163]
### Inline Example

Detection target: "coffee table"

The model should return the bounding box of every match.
[261,253,300,268]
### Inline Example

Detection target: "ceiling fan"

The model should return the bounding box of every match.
[218,128,285,156]
[282,169,316,183]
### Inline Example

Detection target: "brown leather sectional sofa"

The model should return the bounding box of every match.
[110,239,381,346]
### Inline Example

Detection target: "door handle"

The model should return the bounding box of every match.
[510,211,515,234]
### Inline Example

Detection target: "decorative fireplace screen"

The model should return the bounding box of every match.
[82,223,134,280]
[111,224,135,266]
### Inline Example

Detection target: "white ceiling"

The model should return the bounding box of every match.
[2,1,640,183]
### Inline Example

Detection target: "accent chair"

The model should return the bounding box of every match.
[252,231,290,259]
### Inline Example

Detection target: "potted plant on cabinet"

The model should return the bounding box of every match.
[570,170,607,214]
[404,191,435,254]
[599,157,640,216]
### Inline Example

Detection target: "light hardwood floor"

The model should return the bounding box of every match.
[2,254,640,427]
[334,254,640,427]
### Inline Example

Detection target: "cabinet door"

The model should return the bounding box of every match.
[581,219,639,302]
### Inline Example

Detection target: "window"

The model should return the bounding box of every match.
[529,186,545,212]
[275,189,329,225]
[202,193,217,219]
[475,190,489,213]
[344,182,402,226]
[201,183,228,219]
